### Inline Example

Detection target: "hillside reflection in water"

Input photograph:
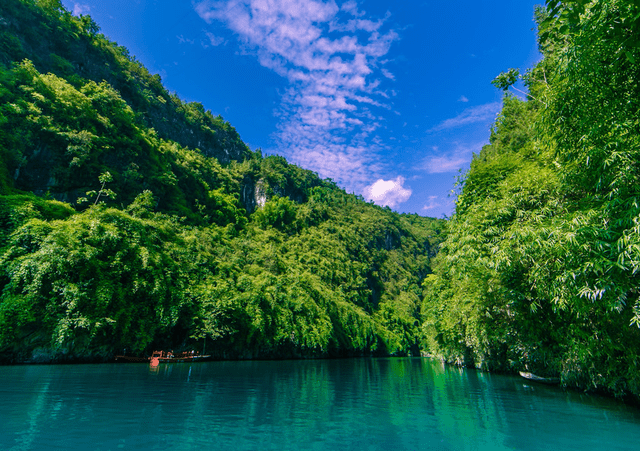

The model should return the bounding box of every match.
[2,358,639,450]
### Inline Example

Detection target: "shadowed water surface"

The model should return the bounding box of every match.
[1,358,639,450]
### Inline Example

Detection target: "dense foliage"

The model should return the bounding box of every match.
[0,0,444,363]
[423,0,640,401]
[5,0,637,402]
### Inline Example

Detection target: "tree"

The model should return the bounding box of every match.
[77,171,116,205]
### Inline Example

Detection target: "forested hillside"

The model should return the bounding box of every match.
[4,0,637,403]
[422,0,640,401]
[0,0,445,363]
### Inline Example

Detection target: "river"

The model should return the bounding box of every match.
[1,358,639,450]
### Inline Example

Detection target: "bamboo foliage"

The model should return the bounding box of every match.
[423,0,640,399]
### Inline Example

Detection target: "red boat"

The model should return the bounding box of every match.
[148,350,211,366]
[115,350,211,364]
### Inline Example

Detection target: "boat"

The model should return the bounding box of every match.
[148,350,211,366]
[114,350,211,364]
[519,371,560,385]
[114,355,149,363]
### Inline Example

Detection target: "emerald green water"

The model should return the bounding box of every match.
[1,358,639,450]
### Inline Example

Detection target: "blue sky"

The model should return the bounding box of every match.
[61,0,542,218]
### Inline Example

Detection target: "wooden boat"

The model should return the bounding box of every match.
[114,355,149,363]
[115,350,211,364]
[519,371,560,385]
[149,350,211,366]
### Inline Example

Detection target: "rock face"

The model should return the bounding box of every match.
[239,177,268,214]
[137,99,252,165]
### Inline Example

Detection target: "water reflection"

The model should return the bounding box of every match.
[1,359,639,450]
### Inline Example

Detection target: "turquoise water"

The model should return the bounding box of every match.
[1,358,639,450]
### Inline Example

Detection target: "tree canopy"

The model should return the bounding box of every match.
[423,0,640,401]
[0,0,445,363]
[3,0,639,403]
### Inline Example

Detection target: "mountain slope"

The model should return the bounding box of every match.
[422,1,640,401]
[0,0,445,363]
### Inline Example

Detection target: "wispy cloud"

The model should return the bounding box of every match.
[458,95,469,102]
[424,155,469,174]
[72,3,90,16]
[177,35,196,45]
[194,0,398,193]
[429,102,501,133]
[422,139,488,174]
[204,31,226,47]
[363,176,412,208]
[422,195,440,211]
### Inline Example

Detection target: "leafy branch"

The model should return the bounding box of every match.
[491,68,548,107]
[77,171,117,206]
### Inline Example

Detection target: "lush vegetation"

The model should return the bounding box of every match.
[3,0,638,402]
[422,0,640,401]
[0,0,444,363]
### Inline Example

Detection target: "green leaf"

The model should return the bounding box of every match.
[625,51,636,63]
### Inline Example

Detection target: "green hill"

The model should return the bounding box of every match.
[0,0,445,363]
[4,0,639,403]
[422,1,640,401]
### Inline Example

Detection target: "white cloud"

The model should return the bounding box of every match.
[429,102,501,133]
[363,176,412,208]
[458,95,469,102]
[177,35,196,45]
[72,3,90,16]
[381,68,395,80]
[422,139,490,174]
[424,155,468,173]
[194,0,398,191]
[204,31,226,47]
[422,195,440,211]
[340,0,364,17]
